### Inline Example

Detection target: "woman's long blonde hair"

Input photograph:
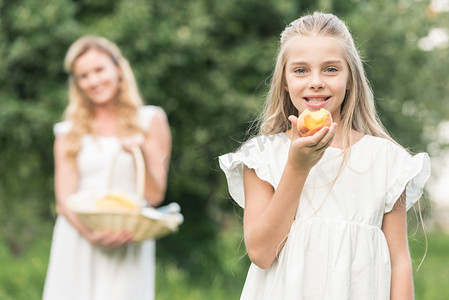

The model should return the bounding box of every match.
[259,12,394,149]
[63,36,144,160]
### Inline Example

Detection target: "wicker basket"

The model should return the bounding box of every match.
[68,147,183,241]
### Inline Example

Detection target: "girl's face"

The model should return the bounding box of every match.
[73,49,121,106]
[284,35,350,122]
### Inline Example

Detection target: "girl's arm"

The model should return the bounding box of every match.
[141,108,172,207]
[243,119,337,269]
[382,191,414,300]
[54,135,133,248]
[243,163,308,269]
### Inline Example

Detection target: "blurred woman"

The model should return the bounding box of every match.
[43,36,171,300]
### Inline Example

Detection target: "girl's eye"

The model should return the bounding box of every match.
[326,67,338,73]
[294,68,307,74]
[95,67,104,73]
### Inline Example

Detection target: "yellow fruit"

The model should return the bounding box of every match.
[95,194,138,210]
[297,108,332,137]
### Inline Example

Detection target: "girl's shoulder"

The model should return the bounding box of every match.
[219,132,288,174]
[219,132,288,176]
[219,133,287,208]
[239,132,290,155]
[358,135,408,155]
[360,135,430,212]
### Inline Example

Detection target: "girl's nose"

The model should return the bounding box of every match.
[308,73,325,90]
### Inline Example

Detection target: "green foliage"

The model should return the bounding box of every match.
[0,0,77,255]
[345,0,436,152]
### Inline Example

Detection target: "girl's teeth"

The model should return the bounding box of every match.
[307,98,325,103]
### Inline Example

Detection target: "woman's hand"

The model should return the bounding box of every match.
[87,230,134,248]
[287,115,337,173]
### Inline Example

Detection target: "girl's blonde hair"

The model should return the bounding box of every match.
[259,12,394,149]
[63,36,144,160]
[260,12,428,268]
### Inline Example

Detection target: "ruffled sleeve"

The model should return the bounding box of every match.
[384,141,431,213]
[53,121,72,137]
[218,137,275,208]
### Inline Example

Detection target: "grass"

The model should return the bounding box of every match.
[0,222,249,300]
[0,228,50,300]
[0,223,448,299]
[410,231,449,300]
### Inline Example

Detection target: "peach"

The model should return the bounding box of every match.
[95,194,138,211]
[297,108,332,137]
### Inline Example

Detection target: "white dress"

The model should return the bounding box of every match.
[43,106,162,300]
[219,133,430,300]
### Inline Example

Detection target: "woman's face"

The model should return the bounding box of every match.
[73,49,121,106]
[284,35,350,123]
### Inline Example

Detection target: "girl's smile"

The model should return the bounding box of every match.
[284,35,350,123]
[303,95,332,109]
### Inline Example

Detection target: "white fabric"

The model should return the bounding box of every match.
[43,105,160,300]
[219,133,430,300]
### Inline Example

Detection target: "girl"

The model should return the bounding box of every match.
[219,12,430,300]
[43,36,171,300]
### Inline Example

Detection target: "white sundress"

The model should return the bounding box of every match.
[43,106,162,300]
[219,133,430,300]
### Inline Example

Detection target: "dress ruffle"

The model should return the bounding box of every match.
[218,137,275,208]
[384,145,431,213]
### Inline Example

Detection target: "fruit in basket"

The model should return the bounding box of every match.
[297,108,332,137]
[95,194,138,211]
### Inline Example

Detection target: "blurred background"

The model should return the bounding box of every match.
[1,0,448,299]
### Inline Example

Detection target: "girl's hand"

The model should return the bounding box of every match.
[87,230,134,248]
[121,134,145,153]
[287,115,337,172]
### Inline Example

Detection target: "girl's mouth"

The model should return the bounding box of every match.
[303,96,331,109]
[304,96,331,103]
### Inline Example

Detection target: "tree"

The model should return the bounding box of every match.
[0,0,78,255]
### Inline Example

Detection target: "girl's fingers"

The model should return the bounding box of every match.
[315,122,337,150]
[302,122,337,150]
[287,122,337,171]
[303,126,330,148]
